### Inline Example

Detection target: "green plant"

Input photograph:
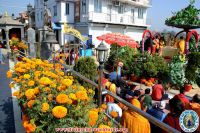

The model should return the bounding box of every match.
[169,55,186,87]
[74,57,97,89]
[165,1,200,26]
[185,52,200,84]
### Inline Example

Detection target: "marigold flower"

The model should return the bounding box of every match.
[69,93,77,100]
[61,79,73,87]
[25,89,35,100]
[24,74,31,79]
[12,91,20,97]
[9,83,14,88]
[52,106,67,118]
[28,80,35,86]
[75,91,88,101]
[48,94,54,101]
[44,87,51,93]
[101,104,107,110]
[89,110,98,121]
[22,114,29,121]
[107,121,112,126]
[41,102,49,113]
[110,111,118,118]
[23,121,36,133]
[39,77,52,85]
[7,71,12,78]
[27,100,35,108]
[89,119,97,127]
[33,87,39,95]
[56,94,69,104]
[88,89,94,94]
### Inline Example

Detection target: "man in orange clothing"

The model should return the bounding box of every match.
[177,36,185,54]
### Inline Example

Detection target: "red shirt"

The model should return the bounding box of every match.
[174,94,189,107]
[151,84,164,101]
[163,114,183,133]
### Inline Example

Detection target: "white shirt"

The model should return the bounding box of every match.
[106,102,122,117]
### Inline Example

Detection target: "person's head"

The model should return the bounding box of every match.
[157,79,162,84]
[169,97,184,115]
[145,88,151,94]
[133,90,141,98]
[192,94,200,104]
[155,35,159,39]
[180,86,186,94]
[180,36,184,40]
[130,84,137,91]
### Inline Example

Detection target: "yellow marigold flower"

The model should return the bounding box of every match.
[71,85,77,90]
[12,91,20,97]
[7,71,12,78]
[110,111,118,118]
[69,93,77,100]
[52,106,67,118]
[25,89,35,100]
[89,119,97,127]
[41,102,49,113]
[27,100,35,108]
[79,86,85,91]
[107,121,112,126]
[44,87,51,93]
[88,89,94,94]
[89,110,98,120]
[95,124,111,133]
[59,59,64,64]
[39,77,52,85]
[75,91,88,101]
[48,94,53,101]
[91,108,99,113]
[33,87,39,95]
[24,74,31,79]
[50,83,57,88]
[101,104,107,110]
[9,83,14,88]
[28,80,35,87]
[56,94,69,104]
[59,71,64,76]
[66,98,72,105]
[61,79,73,87]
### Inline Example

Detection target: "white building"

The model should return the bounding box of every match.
[35,0,151,46]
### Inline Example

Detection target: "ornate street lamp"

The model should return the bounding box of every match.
[27,4,32,27]
[96,41,108,106]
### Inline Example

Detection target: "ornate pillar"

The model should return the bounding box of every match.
[5,27,10,51]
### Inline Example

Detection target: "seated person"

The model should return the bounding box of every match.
[185,94,200,132]
[125,85,137,102]
[174,86,189,108]
[106,100,122,123]
[163,97,184,133]
[151,80,164,101]
[121,90,151,133]
[105,82,116,103]
[140,88,152,111]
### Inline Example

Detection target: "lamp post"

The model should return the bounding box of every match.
[27,4,32,28]
[96,41,108,106]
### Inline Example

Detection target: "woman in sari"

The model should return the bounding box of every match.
[121,90,151,133]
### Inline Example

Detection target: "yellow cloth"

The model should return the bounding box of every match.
[178,39,185,54]
[121,99,151,133]
[105,83,116,103]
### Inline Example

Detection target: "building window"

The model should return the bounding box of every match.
[94,0,102,13]
[53,5,57,16]
[66,3,69,15]
[118,5,124,14]
[36,0,38,6]
[82,0,86,14]
[138,8,143,19]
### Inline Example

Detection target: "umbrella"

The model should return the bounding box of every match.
[97,33,139,48]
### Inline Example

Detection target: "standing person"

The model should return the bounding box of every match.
[163,97,184,133]
[159,37,165,55]
[140,88,152,111]
[151,80,164,101]
[121,90,151,133]
[185,94,200,132]
[153,36,160,54]
[177,36,185,54]
[174,87,190,108]
[144,37,153,54]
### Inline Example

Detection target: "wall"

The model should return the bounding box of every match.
[60,2,75,23]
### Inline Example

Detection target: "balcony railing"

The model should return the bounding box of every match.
[117,0,152,7]
[88,12,149,26]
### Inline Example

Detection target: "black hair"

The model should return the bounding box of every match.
[157,80,162,84]
[105,74,110,79]
[169,97,184,115]
[192,94,200,104]
[145,88,151,94]
[130,84,137,90]
[180,86,185,94]
[134,90,141,97]
[180,36,184,39]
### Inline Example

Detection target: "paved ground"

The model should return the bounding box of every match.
[0,58,15,133]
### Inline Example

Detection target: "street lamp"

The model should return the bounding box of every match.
[27,4,32,28]
[96,41,109,106]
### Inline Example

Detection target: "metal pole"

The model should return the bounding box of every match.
[98,63,104,106]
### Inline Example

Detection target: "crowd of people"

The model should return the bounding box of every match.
[95,75,200,133]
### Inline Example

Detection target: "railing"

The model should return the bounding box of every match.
[88,12,147,26]
[55,60,181,133]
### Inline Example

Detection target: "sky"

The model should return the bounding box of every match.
[0,0,200,32]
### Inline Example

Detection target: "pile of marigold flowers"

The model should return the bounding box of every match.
[8,58,114,133]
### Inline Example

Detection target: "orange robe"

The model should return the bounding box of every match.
[105,83,116,103]
[121,99,151,133]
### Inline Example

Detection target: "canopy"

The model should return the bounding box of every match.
[97,33,138,48]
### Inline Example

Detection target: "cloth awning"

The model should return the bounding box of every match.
[52,23,61,30]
